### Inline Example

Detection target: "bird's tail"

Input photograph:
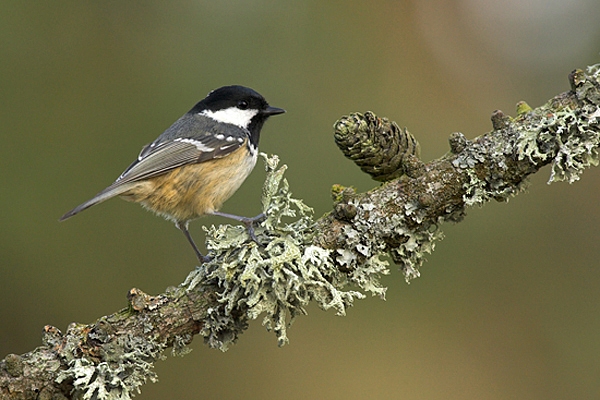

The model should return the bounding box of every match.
[59,182,136,221]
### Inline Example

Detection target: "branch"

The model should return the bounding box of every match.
[2,65,599,400]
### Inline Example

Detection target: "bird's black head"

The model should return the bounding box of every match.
[192,86,285,138]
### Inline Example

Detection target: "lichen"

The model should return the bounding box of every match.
[332,191,442,284]
[516,107,599,185]
[185,154,366,349]
[516,65,600,184]
[450,115,527,207]
[56,332,165,400]
[171,334,193,357]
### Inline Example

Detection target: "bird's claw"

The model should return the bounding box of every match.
[241,213,266,245]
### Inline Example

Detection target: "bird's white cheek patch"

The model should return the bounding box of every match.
[200,107,258,129]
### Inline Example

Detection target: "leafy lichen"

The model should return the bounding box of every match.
[517,65,600,184]
[185,154,367,349]
[332,191,442,284]
[56,332,165,400]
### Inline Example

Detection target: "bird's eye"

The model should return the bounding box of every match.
[238,100,249,110]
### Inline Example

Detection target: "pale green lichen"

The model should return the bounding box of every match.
[334,203,392,287]
[540,110,599,183]
[518,65,600,184]
[451,124,526,207]
[56,333,165,400]
[171,334,193,357]
[516,97,600,184]
[185,154,367,349]
[325,175,442,286]
[338,194,442,284]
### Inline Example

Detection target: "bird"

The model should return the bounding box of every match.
[60,85,285,263]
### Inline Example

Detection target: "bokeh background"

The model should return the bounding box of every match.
[2,1,600,399]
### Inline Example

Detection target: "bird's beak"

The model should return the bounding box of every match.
[264,106,286,116]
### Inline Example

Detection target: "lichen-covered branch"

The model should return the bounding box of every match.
[2,65,600,399]
[315,66,600,281]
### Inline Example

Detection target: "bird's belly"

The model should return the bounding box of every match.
[120,150,258,222]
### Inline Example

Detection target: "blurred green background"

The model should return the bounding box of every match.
[2,1,600,399]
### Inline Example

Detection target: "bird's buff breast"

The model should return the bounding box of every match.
[119,149,257,222]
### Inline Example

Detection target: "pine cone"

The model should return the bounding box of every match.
[334,111,421,181]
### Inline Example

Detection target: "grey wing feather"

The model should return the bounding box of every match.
[116,140,205,184]
[116,136,243,184]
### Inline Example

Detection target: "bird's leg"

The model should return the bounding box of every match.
[175,221,211,264]
[210,211,266,244]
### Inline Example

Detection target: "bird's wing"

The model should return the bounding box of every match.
[115,133,246,185]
